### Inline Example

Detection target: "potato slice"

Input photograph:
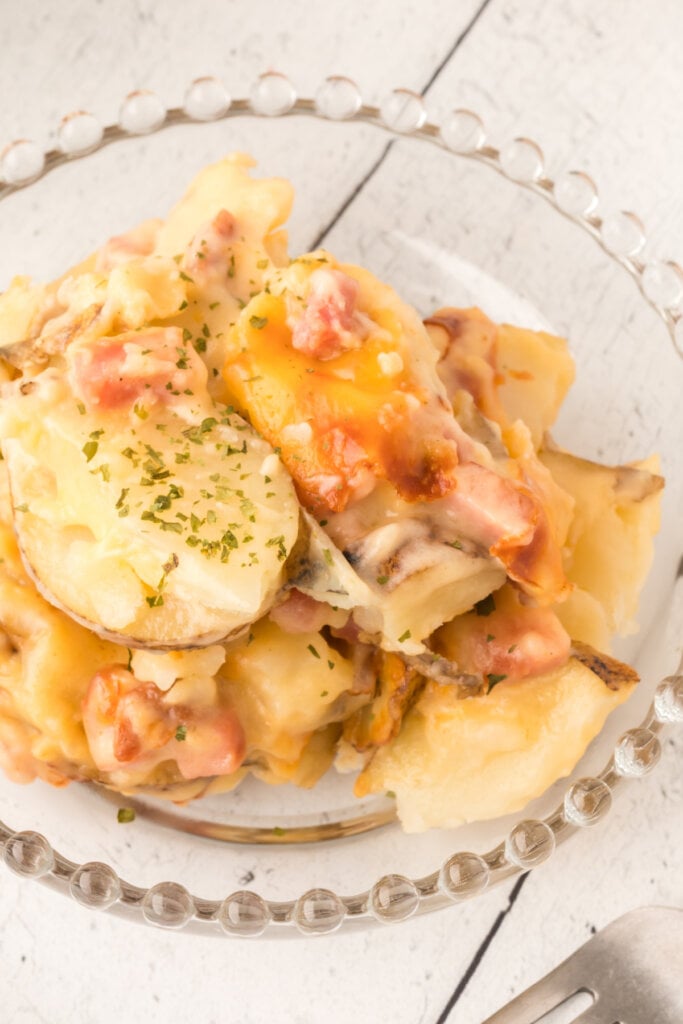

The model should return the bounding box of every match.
[153,154,295,389]
[427,308,575,447]
[154,153,293,265]
[250,724,341,789]
[219,617,363,766]
[0,368,299,649]
[496,323,575,445]
[356,655,636,831]
[540,446,663,633]
[554,586,612,651]
[289,506,506,654]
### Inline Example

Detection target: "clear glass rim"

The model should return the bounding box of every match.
[0,76,681,936]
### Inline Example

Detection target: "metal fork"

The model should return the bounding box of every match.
[483,906,683,1024]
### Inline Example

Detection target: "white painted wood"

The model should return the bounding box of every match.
[454,734,682,1022]
[424,0,683,256]
[0,878,516,1024]
[0,1,681,1022]
[0,0,484,143]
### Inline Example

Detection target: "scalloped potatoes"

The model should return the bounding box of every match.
[0,157,663,830]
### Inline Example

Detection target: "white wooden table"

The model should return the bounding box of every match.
[0,2,681,1021]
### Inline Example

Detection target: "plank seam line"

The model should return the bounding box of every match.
[307,0,496,251]
[421,0,496,95]
[308,140,392,251]
[433,871,530,1024]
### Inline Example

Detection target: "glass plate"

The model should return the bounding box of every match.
[0,75,681,936]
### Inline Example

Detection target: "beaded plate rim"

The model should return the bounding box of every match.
[0,73,682,936]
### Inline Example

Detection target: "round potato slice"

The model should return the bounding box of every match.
[355,657,636,832]
[0,369,299,649]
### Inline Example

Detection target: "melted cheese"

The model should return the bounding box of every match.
[0,365,299,646]
[223,254,460,514]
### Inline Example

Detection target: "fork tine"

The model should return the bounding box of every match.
[481,964,592,1024]
[571,1008,611,1024]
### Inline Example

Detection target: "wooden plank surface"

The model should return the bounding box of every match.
[0,1,681,1022]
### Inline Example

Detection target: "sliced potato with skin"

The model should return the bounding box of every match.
[356,656,636,832]
[360,544,504,654]
[288,497,506,655]
[0,367,299,649]
[223,253,466,518]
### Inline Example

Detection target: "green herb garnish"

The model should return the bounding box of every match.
[82,440,98,462]
[486,673,507,691]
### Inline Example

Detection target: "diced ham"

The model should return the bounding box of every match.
[174,707,245,780]
[68,326,208,412]
[96,219,162,273]
[445,462,537,550]
[444,462,569,603]
[317,427,377,502]
[436,587,571,683]
[270,588,346,634]
[183,209,237,281]
[82,665,245,781]
[290,268,365,361]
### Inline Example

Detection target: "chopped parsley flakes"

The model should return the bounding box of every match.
[486,673,507,691]
[82,440,98,462]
